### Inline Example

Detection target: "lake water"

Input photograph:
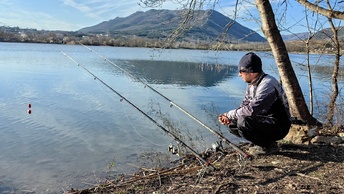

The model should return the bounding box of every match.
[0,42,343,193]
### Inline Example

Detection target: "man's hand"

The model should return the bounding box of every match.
[218,114,231,125]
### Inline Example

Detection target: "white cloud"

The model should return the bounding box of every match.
[0,9,78,30]
[60,0,183,19]
[0,0,12,5]
[60,0,146,19]
[61,0,92,14]
[0,0,186,31]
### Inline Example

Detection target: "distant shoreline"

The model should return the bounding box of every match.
[1,39,342,56]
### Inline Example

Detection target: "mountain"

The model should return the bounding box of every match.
[282,27,344,41]
[282,32,309,41]
[78,9,266,43]
[313,27,344,40]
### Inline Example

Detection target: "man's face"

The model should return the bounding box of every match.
[239,70,259,83]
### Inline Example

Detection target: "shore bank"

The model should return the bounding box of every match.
[65,142,344,194]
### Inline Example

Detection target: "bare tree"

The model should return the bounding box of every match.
[296,0,343,127]
[326,3,341,125]
[327,20,341,125]
[253,0,318,126]
[304,6,319,115]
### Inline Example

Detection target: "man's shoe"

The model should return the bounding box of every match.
[266,141,279,154]
[248,145,266,155]
[248,142,279,156]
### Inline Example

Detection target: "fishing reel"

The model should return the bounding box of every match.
[168,144,179,155]
[211,141,224,152]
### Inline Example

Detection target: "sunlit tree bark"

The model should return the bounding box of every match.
[295,0,344,20]
[327,22,340,125]
[326,17,341,125]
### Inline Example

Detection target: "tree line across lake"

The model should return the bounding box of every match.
[0,27,343,54]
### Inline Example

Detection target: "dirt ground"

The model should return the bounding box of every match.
[66,142,344,194]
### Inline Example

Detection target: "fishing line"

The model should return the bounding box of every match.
[23,72,60,115]
[61,50,214,169]
[80,43,252,160]
[143,87,200,153]
[121,100,166,147]
[92,76,164,146]
[143,87,185,140]
[142,84,187,137]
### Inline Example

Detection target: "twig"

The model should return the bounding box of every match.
[189,185,212,189]
[157,170,162,187]
[212,183,225,194]
[91,164,204,191]
[288,171,321,181]
[127,163,158,172]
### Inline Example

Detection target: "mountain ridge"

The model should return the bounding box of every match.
[78,9,266,43]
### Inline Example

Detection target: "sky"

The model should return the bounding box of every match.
[0,0,336,35]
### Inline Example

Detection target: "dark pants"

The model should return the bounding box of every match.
[228,115,291,148]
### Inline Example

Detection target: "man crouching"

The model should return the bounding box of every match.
[219,52,291,155]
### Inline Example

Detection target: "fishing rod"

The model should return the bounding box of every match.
[82,44,252,159]
[60,50,215,169]
[80,43,252,160]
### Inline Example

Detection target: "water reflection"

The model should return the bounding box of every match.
[114,60,237,87]
[3,43,343,193]
[306,65,344,77]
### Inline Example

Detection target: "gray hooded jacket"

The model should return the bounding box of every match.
[226,72,291,121]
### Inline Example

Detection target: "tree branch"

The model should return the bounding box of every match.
[296,0,344,20]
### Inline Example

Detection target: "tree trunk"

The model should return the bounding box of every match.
[254,0,317,128]
[327,18,340,125]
